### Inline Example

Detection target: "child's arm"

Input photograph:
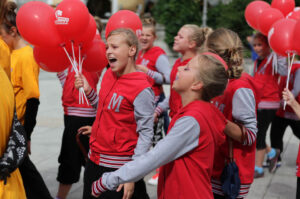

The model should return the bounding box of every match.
[150,54,171,84]
[132,88,155,157]
[137,55,171,85]
[74,73,99,108]
[91,116,201,197]
[225,88,257,145]
[155,95,170,118]
[291,68,300,98]
[56,68,68,87]
[276,54,288,76]
[283,88,300,119]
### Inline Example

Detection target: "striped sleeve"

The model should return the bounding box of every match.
[57,69,68,87]
[86,89,99,109]
[92,178,108,197]
[232,88,257,146]
[156,95,170,116]
[146,54,171,85]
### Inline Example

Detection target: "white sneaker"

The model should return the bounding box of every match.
[147,173,159,185]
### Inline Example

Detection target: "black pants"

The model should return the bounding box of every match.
[19,156,53,199]
[256,109,277,150]
[57,115,94,184]
[271,116,300,161]
[83,159,149,199]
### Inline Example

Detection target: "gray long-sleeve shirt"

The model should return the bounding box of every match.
[147,54,171,84]
[232,88,257,146]
[101,116,200,190]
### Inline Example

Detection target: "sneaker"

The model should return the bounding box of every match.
[254,170,264,178]
[276,161,282,168]
[269,149,280,173]
[147,173,159,185]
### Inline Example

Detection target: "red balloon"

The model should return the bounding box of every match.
[268,18,296,56]
[73,15,97,46]
[82,39,108,72]
[16,1,62,47]
[105,10,142,39]
[34,47,70,72]
[271,0,295,16]
[258,8,284,35]
[293,19,300,54]
[55,0,89,38]
[245,1,270,30]
[286,7,300,20]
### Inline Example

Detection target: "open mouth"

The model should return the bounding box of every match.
[108,58,117,63]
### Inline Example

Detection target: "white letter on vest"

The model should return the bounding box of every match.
[108,93,124,112]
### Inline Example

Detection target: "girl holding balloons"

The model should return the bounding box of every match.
[270,61,300,170]
[76,28,154,199]
[252,32,287,178]
[0,1,53,199]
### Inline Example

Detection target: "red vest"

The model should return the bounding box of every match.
[136,46,166,96]
[169,58,192,118]
[276,63,300,119]
[89,69,151,161]
[62,66,100,116]
[158,100,227,199]
[212,73,260,184]
[253,56,280,108]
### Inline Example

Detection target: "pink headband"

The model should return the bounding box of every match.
[202,52,228,71]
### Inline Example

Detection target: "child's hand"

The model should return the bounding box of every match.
[283,88,296,107]
[117,182,135,199]
[136,65,148,73]
[78,126,92,136]
[74,73,92,94]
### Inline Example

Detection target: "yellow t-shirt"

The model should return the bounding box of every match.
[0,67,26,199]
[0,38,11,79]
[11,45,40,124]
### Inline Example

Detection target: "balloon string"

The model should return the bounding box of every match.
[62,46,79,75]
[62,46,89,105]
[283,52,295,110]
[79,46,82,73]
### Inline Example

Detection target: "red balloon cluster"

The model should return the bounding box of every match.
[245,0,300,56]
[16,0,107,72]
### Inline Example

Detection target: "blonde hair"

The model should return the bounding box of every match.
[141,16,156,36]
[196,54,228,101]
[182,24,208,49]
[205,28,244,79]
[107,28,139,58]
[94,16,103,34]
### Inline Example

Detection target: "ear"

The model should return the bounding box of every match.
[9,26,18,37]
[188,40,197,50]
[191,80,203,91]
[129,45,137,57]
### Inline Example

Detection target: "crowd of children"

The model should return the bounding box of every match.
[1,1,300,199]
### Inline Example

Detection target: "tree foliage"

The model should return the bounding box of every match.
[153,0,202,50]
[153,0,300,50]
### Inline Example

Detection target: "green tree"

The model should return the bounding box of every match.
[154,0,300,50]
[153,0,202,50]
